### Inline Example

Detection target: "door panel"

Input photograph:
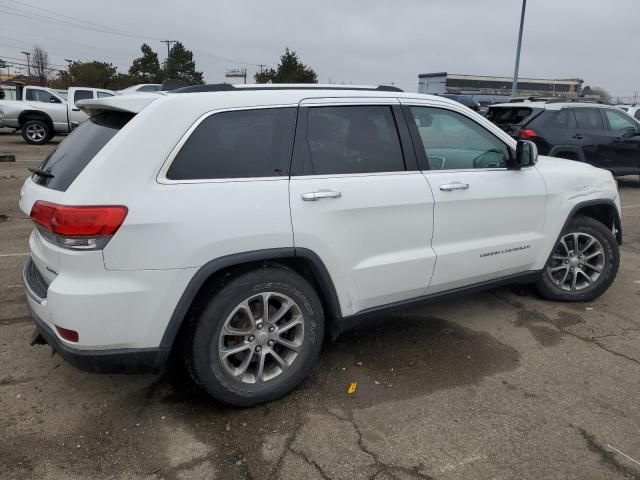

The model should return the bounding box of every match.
[290,173,435,313]
[423,169,547,293]
[401,102,548,294]
[601,108,640,171]
[289,101,435,315]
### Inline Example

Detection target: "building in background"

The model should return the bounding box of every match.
[418,72,584,103]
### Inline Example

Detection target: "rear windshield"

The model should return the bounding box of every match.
[33,111,134,191]
[487,107,534,125]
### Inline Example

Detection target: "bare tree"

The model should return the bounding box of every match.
[31,45,51,86]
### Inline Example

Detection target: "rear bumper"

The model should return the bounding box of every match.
[28,304,167,374]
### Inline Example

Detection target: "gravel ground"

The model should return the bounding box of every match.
[1,130,640,480]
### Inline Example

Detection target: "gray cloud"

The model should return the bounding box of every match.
[1,0,637,97]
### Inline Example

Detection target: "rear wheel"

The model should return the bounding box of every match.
[22,119,51,145]
[183,266,324,406]
[536,216,619,302]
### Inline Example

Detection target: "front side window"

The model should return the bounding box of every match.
[303,105,405,175]
[603,109,638,132]
[410,106,510,170]
[166,107,296,180]
[26,89,59,103]
[572,108,604,130]
[97,91,115,98]
[73,90,93,105]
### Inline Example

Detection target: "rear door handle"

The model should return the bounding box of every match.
[439,182,469,191]
[301,190,342,201]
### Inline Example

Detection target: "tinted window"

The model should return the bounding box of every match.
[549,109,577,129]
[304,106,404,175]
[25,89,59,103]
[167,108,296,180]
[635,110,640,121]
[411,106,510,170]
[603,109,637,131]
[73,90,93,105]
[487,107,533,125]
[97,91,115,98]
[138,85,161,92]
[33,111,134,191]
[573,108,604,130]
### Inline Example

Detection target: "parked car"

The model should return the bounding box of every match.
[117,83,163,94]
[617,104,640,121]
[487,99,640,177]
[0,85,115,144]
[21,84,621,406]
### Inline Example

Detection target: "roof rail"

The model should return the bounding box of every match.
[171,83,404,93]
[545,97,609,104]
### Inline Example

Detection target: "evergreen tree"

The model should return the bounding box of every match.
[254,48,317,84]
[129,43,163,82]
[164,42,204,85]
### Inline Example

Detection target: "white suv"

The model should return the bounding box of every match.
[20,84,622,406]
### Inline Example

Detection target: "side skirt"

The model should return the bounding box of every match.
[331,270,542,339]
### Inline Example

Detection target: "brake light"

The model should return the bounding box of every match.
[30,201,127,250]
[519,128,539,139]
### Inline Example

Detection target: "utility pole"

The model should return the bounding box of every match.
[257,64,266,74]
[634,91,638,104]
[21,51,31,77]
[160,40,178,58]
[511,0,527,98]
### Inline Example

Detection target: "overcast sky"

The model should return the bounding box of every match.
[0,0,638,98]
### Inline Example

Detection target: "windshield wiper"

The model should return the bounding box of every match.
[28,168,54,178]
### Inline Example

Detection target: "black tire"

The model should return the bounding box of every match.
[21,119,51,145]
[183,265,324,407]
[536,216,619,302]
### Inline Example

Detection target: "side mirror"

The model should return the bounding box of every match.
[514,140,538,168]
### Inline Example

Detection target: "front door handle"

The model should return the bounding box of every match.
[439,182,469,191]
[572,134,583,140]
[301,190,342,201]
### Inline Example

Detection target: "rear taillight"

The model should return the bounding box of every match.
[30,201,128,250]
[519,128,539,139]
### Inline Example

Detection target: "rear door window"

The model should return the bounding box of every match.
[166,107,297,180]
[301,105,405,175]
[33,111,134,191]
[549,109,577,129]
[73,89,94,105]
[572,108,604,130]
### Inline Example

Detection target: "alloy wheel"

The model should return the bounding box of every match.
[546,232,605,291]
[26,124,46,142]
[216,292,305,384]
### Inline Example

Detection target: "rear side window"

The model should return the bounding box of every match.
[33,111,134,191]
[573,108,604,130]
[167,108,296,180]
[73,90,93,105]
[549,109,577,129]
[302,105,405,175]
[487,107,533,125]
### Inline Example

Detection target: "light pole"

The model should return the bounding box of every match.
[21,51,31,77]
[511,0,527,98]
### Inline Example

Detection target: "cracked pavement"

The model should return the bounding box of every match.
[1,132,640,479]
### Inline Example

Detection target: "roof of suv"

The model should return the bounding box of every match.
[77,84,466,115]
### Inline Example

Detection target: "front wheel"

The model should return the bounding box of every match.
[21,119,51,145]
[536,216,619,302]
[183,266,324,406]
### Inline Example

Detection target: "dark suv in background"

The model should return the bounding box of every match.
[487,100,640,177]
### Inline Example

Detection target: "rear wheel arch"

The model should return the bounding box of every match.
[160,248,342,356]
[548,146,585,162]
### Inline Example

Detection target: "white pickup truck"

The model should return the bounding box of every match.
[0,85,115,144]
